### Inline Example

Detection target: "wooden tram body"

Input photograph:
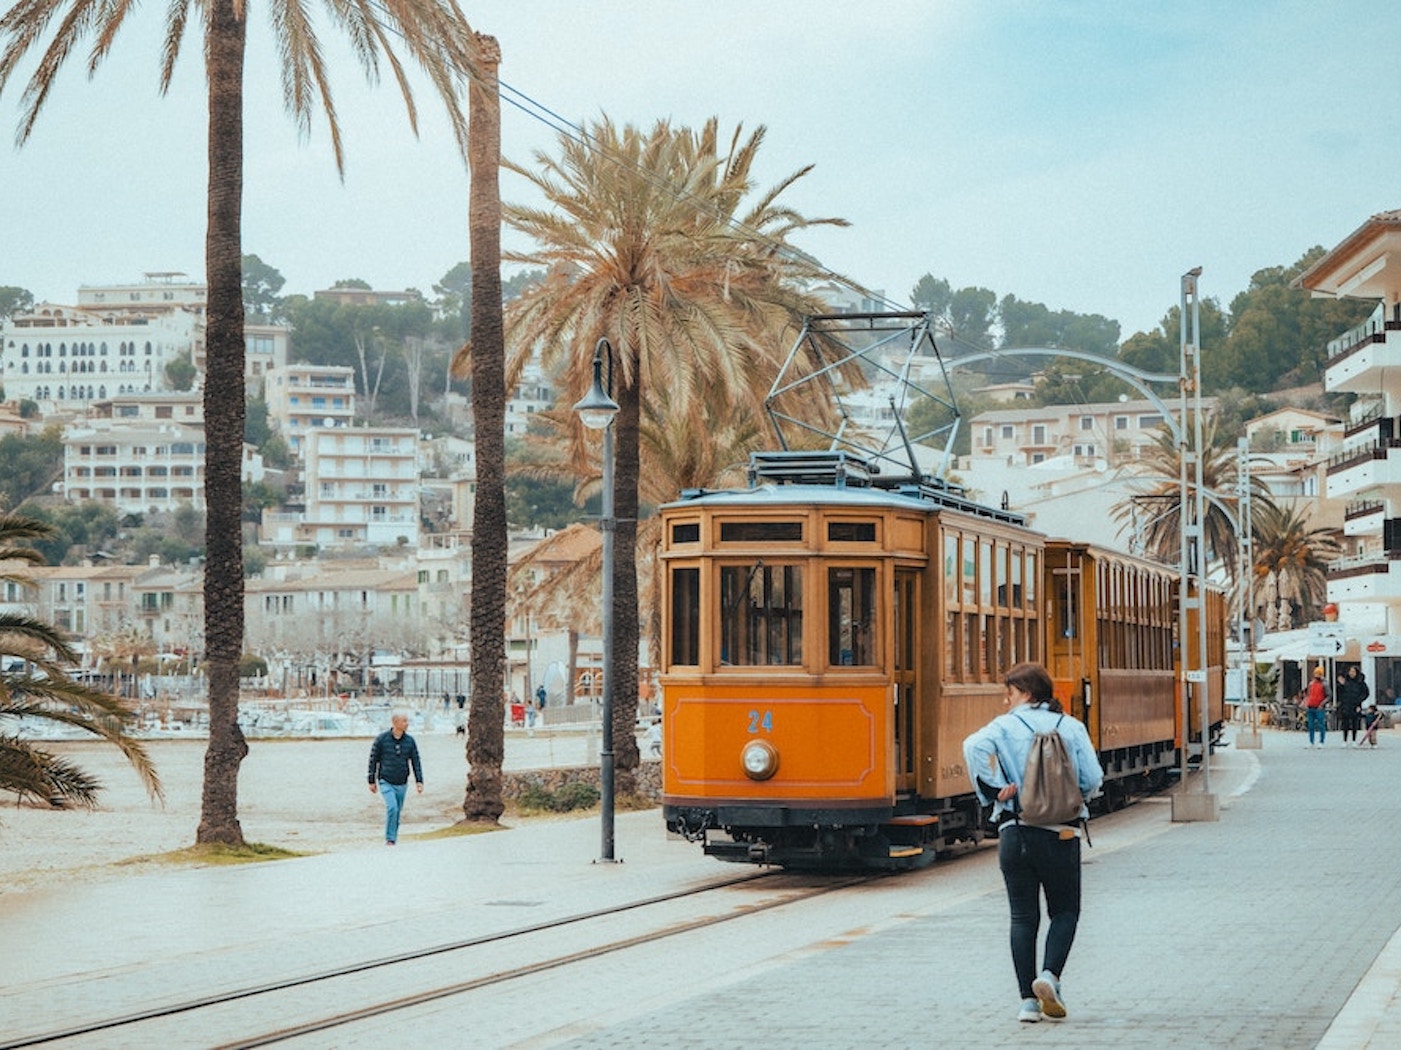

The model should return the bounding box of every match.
[660,453,1225,869]
[1042,542,1226,805]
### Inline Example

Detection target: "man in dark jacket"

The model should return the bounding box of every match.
[368,712,423,845]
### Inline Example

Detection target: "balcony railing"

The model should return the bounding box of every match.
[1345,499,1385,521]
[1327,551,1401,581]
[1328,307,1391,362]
[1325,429,1401,474]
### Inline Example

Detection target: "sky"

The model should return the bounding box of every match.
[3,0,1401,341]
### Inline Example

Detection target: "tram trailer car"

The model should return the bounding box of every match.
[659,454,1226,869]
[1042,541,1225,807]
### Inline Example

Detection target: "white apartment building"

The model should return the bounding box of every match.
[62,418,264,515]
[1,276,293,415]
[1301,211,1401,627]
[264,364,356,452]
[91,390,204,425]
[243,323,289,394]
[77,273,206,316]
[244,566,422,652]
[262,426,420,549]
[506,359,553,438]
[1287,208,1401,700]
[18,562,159,662]
[0,303,199,410]
[970,397,1219,468]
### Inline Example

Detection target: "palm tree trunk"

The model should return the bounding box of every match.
[613,351,641,794]
[197,0,249,845]
[463,34,506,824]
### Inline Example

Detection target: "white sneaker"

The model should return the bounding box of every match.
[1018,998,1042,1023]
[1033,970,1066,1019]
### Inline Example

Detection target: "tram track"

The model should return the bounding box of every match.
[5,868,881,1049]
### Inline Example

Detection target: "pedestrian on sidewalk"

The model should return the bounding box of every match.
[368,711,423,845]
[963,662,1104,1025]
[1362,699,1384,747]
[1339,666,1369,746]
[1305,667,1330,747]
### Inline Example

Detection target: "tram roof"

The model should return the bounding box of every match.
[664,451,1028,525]
[665,482,1028,525]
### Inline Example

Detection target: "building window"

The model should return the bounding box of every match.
[1138,415,1163,429]
[1032,425,1047,444]
[1080,416,1093,431]
[1115,416,1128,430]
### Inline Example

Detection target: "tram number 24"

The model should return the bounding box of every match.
[748,710,773,734]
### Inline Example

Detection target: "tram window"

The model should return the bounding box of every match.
[670,567,700,666]
[962,537,976,604]
[980,541,993,605]
[1025,552,1037,607]
[720,521,802,542]
[671,522,700,544]
[828,521,876,542]
[995,545,1009,606]
[944,533,958,603]
[1055,571,1077,639]
[719,562,803,666]
[828,567,875,666]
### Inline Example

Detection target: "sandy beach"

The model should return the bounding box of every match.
[0,729,604,894]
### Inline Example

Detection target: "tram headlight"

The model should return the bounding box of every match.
[741,739,779,781]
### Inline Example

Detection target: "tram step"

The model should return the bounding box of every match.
[888,846,923,859]
[884,814,939,826]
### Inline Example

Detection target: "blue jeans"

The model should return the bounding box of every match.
[999,824,1082,999]
[1306,707,1327,745]
[379,780,408,843]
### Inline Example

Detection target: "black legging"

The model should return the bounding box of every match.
[999,823,1081,999]
[1340,706,1362,742]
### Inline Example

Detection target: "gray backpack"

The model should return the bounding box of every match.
[1012,714,1083,826]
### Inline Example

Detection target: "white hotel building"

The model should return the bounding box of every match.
[262,426,420,549]
[1297,208,1401,697]
[264,364,356,452]
[0,303,199,410]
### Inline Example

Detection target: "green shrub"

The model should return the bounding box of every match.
[553,780,600,811]
[515,779,600,814]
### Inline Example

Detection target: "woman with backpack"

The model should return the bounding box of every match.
[963,662,1104,1025]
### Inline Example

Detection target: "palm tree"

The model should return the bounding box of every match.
[0,512,162,807]
[500,118,843,791]
[2,0,482,844]
[508,382,766,701]
[1252,501,1341,627]
[462,33,507,824]
[1112,415,1271,582]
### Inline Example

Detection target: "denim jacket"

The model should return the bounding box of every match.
[962,703,1104,826]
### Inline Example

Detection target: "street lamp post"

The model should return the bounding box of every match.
[573,338,621,862]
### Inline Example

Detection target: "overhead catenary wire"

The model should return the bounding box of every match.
[359,5,910,314]
[492,77,909,314]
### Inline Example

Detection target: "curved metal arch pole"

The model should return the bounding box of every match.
[949,347,1183,446]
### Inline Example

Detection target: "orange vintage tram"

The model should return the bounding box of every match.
[659,451,1225,869]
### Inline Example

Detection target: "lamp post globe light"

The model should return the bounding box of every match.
[573,338,621,862]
